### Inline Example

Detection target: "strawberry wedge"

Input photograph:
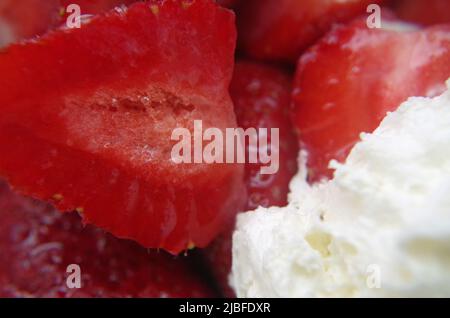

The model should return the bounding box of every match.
[292,17,450,182]
[0,0,245,254]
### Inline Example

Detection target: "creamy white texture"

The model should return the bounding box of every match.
[231,80,450,298]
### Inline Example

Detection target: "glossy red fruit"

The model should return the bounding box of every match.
[204,61,298,297]
[391,0,450,26]
[0,0,245,254]
[238,0,386,63]
[292,18,450,182]
[0,180,217,298]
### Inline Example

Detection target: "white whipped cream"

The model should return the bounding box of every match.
[231,80,450,298]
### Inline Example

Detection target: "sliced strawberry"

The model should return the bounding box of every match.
[238,0,386,63]
[391,0,450,26]
[0,0,245,254]
[204,61,298,297]
[292,17,450,182]
[0,180,217,298]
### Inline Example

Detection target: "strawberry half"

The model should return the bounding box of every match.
[292,17,450,182]
[0,180,217,298]
[238,0,386,63]
[0,0,245,254]
[204,61,298,297]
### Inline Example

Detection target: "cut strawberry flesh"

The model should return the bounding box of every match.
[0,0,245,254]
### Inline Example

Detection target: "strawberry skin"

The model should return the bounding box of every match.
[204,61,299,297]
[292,17,450,182]
[0,0,245,254]
[238,0,386,63]
[0,180,217,298]
[230,62,299,210]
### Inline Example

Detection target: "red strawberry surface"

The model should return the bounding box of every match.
[238,0,386,63]
[0,180,216,298]
[230,62,299,210]
[292,17,450,182]
[391,0,450,26]
[204,61,298,297]
[0,0,245,254]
